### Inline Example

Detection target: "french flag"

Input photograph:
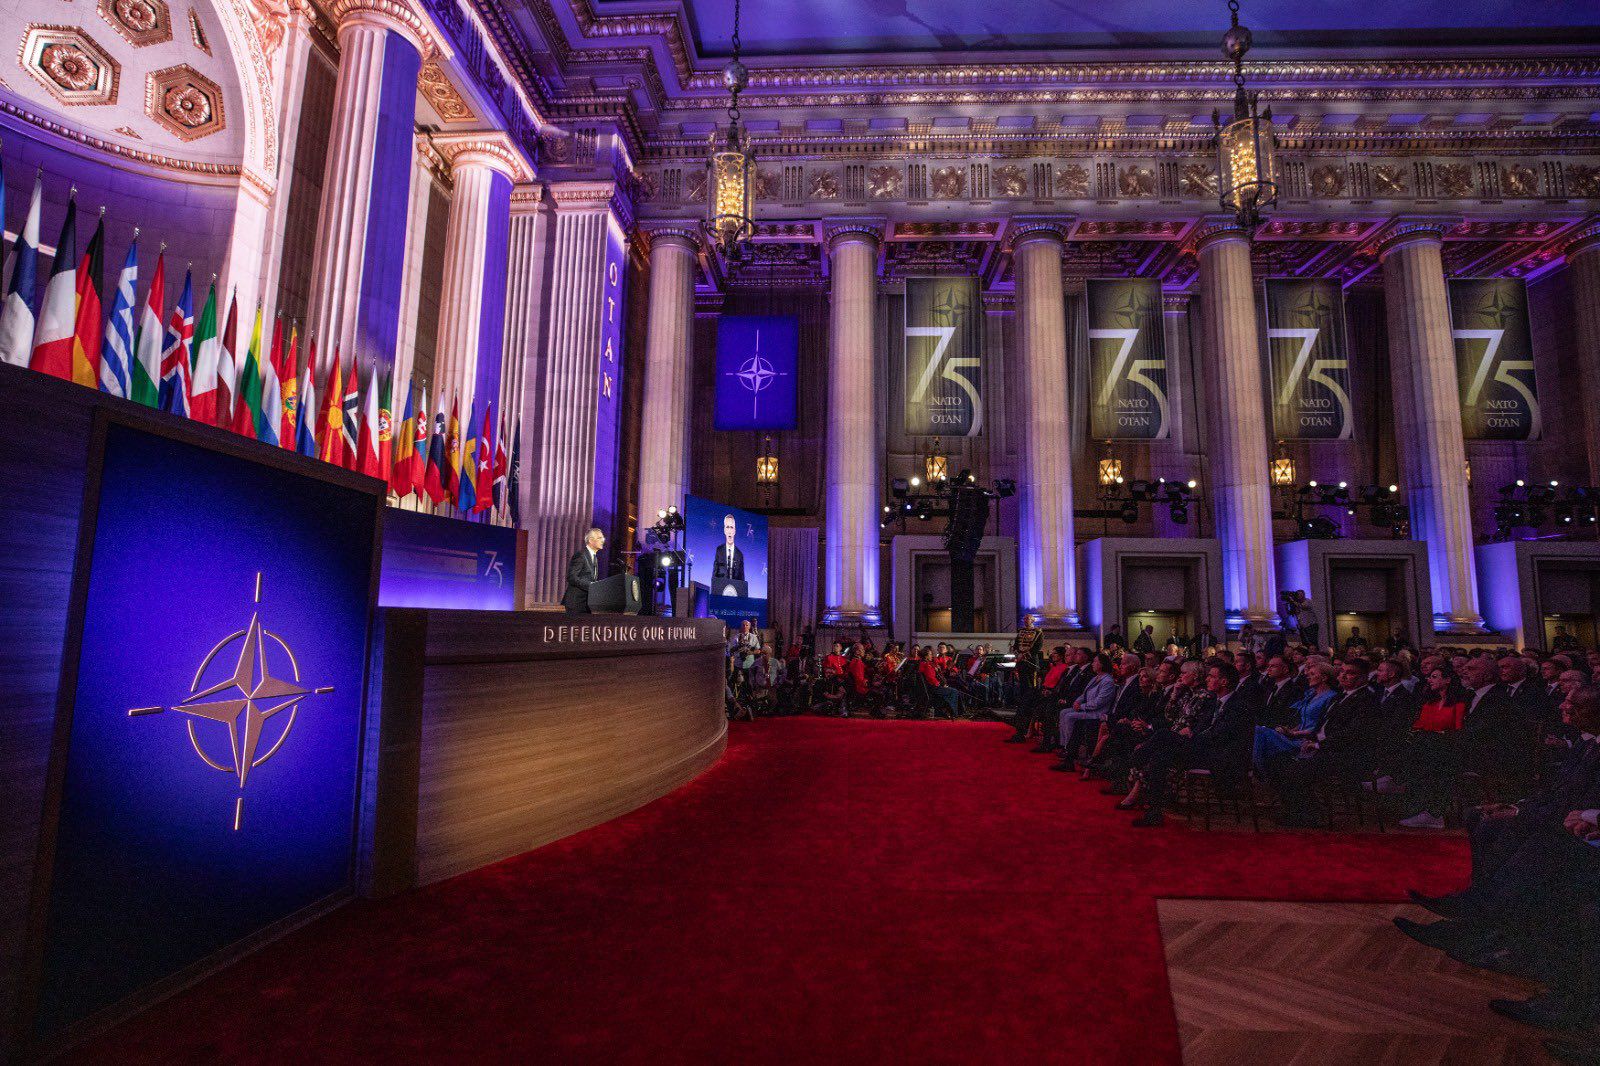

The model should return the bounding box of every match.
[28,194,77,380]
[0,172,42,367]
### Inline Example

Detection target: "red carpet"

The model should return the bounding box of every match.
[77,719,1468,1065]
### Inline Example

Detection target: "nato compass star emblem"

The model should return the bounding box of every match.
[726,326,788,421]
[1291,289,1334,328]
[1476,287,1521,329]
[127,573,332,830]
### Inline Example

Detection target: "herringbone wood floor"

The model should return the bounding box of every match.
[1159,900,1558,1065]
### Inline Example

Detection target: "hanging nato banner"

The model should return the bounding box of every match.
[904,277,983,436]
[714,315,799,431]
[1087,278,1169,440]
[1263,278,1354,440]
[35,424,377,1037]
[1450,277,1540,440]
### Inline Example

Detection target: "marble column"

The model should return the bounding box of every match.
[1565,223,1600,483]
[525,182,631,608]
[635,224,701,528]
[1195,222,1279,629]
[822,221,883,626]
[431,135,529,419]
[307,0,430,371]
[1380,220,1484,633]
[1012,223,1080,627]
[501,186,551,529]
[253,0,317,321]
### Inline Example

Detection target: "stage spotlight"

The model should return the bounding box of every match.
[1297,516,1340,539]
[993,478,1016,499]
[659,552,674,567]
[891,478,909,498]
[656,508,667,520]
[1169,503,1189,525]
[910,476,922,488]
[1186,479,1197,489]
[1118,502,1139,525]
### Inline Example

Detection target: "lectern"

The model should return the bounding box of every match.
[588,572,643,614]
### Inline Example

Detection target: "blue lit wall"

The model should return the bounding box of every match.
[36,424,378,1036]
[379,508,518,611]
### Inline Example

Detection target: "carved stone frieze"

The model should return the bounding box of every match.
[1570,165,1600,199]
[809,169,839,200]
[1503,164,1539,197]
[419,61,475,123]
[1179,163,1217,198]
[1117,165,1155,198]
[867,165,901,199]
[993,165,1027,197]
[931,166,965,199]
[1054,163,1090,198]
[1372,164,1409,196]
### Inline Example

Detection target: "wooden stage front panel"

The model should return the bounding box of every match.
[368,612,728,893]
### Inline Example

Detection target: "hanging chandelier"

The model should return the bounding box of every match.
[1212,0,1278,231]
[707,0,754,258]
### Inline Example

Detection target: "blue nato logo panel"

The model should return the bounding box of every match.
[713,315,799,432]
[35,424,378,1036]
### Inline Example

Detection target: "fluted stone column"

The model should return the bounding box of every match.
[1012,223,1079,627]
[822,221,883,626]
[1566,223,1600,483]
[1195,222,1278,629]
[524,182,631,608]
[307,0,429,371]
[1381,220,1484,633]
[431,135,529,418]
[635,224,700,528]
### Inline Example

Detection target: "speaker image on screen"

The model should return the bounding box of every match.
[684,495,768,628]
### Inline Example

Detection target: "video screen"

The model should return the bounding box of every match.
[684,494,769,627]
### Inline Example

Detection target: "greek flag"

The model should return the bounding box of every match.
[102,238,138,398]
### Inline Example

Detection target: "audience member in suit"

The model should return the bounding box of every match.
[1253,660,1337,772]
[1458,655,1537,788]
[1397,687,1600,1035]
[1039,648,1093,752]
[1258,654,1308,728]
[1082,660,1167,786]
[1372,657,1422,741]
[562,527,606,614]
[1502,654,1557,729]
[1261,658,1388,827]
[1233,651,1265,702]
[1125,661,1259,827]
[1055,653,1119,770]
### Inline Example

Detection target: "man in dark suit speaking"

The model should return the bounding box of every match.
[711,513,746,597]
[563,527,606,614]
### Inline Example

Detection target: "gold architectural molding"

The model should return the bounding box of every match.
[418,60,475,123]
[429,130,536,183]
[327,0,451,59]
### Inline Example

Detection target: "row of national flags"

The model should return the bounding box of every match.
[0,167,520,521]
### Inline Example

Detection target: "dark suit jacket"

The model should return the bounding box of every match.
[1316,687,1389,773]
[1260,676,1307,729]
[711,543,745,592]
[1191,689,1258,774]
[1375,683,1422,742]
[563,547,600,613]
[1519,738,1600,823]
